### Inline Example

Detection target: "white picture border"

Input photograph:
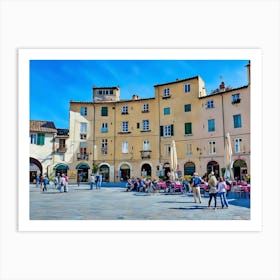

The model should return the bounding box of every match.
[18,48,262,232]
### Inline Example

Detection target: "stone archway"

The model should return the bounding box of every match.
[207,160,220,177]
[120,163,130,181]
[30,157,42,183]
[233,159,247,181]
[99,164,110,182]
[141,163,152,177]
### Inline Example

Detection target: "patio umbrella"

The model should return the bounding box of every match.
[170,140,178,181]
[224,132,233,180]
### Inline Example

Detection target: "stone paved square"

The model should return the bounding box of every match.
[30,183,250,220]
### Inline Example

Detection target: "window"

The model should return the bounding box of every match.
[209,141,216,154]
[80,142,87,154]
[142,120,150,131]
[101,107,108,116]
[235,138,243,153]
[122,141,128,153]
[186,143,192,155]
[164,107,170,115]
[30,133,37,144]
[122,121,129,132]
[206,100,214,109]
[101,139,108,155]
[122,105,128,114]
[136,122,140,129]
[160,125,174,137]
[185,122,192,135]
[184,83,191,93]
[163,88,170,97]
[232,93,241,104]
[80,107,87,116]
[208,119,215,132]
[233,114,242,128]
[37,133,45,145]
[184,104,191,112]
[143,140,150,151]
[101,122,108,133]
[142,103,149,112]
[98,89,113,95]
[80,122,87,139]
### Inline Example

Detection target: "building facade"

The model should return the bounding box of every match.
[62,63,250,183]
[31,63,250,183]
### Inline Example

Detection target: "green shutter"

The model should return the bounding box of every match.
[170,125,174,136]
[101,107,108,116]
[185,123,192,135]
[160,126,163,136]
[37,133,45,145]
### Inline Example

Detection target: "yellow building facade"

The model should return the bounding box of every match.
[64,64,250,183]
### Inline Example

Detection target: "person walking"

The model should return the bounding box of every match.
[90,173,95,190]
[77,174,81,187]
[60,174,66,193]
[53,176,58,189]
[64,174,69,192]
[190,172,203,203]
[42,175,49,192]
[207,172,218,209]
[96,173,102,189]
[217,177,229,208]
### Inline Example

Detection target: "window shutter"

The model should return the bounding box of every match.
[160,126,163,136]
[37,133,45,145]
[171,124,174,136]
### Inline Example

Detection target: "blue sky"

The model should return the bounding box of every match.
[30,60,249,128]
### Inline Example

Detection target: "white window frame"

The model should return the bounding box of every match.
[143,140,150,151]
[101,139,108,155]
[122,141,128,153]
[209,141,216,154]
[142,120,150,131]
[232,93,240,103]
[30,133,37,144]
[163,88,170,97]
[122,121,128,132]
[122,105,128,114]
[206,100,214,109]
[235,138,243,153]
[143,103,149,112]
[163,125,172,137]
[184,83,191,93]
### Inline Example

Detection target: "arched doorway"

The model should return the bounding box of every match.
[141,163,152,177]
[120,163,130,181]
[30,158,42,183]
[207,161,220,178]
[54,163,69,177]
[99,164,110,182]
[76,163,90,182]
[184,161,195,176]
[233,159,247,181]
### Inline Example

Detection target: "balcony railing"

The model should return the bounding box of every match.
[140,150,152,159]
[77,153,89,160]
[56,147,67,153]
[232,98,241,104]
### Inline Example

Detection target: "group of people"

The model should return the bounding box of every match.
[190,172,229,209]
[36,173,69,192]
[125,177,158,192]
[89,173,103,190]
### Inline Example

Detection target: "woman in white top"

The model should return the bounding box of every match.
[217,177,229,208]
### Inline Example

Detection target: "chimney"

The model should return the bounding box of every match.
[132,94,139,100]
[219,81,225,91]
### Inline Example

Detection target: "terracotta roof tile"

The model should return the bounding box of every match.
[30,120,57,133]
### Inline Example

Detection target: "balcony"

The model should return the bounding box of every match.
[56,146,67,153]
[140,150,152,159]
[77,153,89,160]
[162,94,171,99]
